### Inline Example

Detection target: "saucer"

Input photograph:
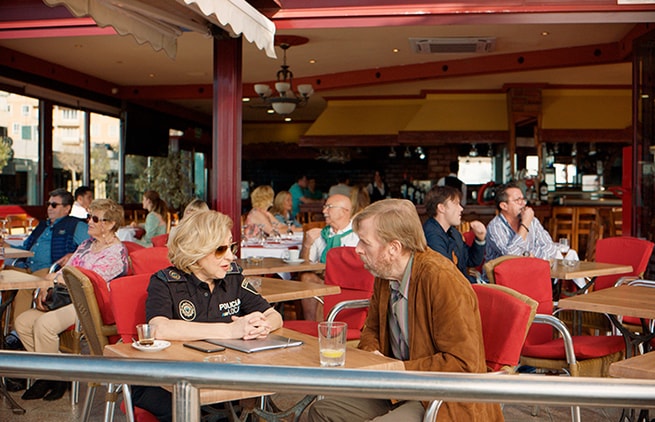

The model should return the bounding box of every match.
[132,340,171,352]
[283,258,304,265]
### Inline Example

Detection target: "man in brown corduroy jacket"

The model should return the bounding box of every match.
[308,199,504,422]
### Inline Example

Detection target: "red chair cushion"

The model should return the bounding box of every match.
[593,236,654,290]
[472,285,534,372]
[123,241,145,253]
[493,258,554,345]
[76,267,115,325]
[109,274,151,343]
[130,247,172,275]
[120,401,159,422]
[151,234,169,247]
[522,335,625,360]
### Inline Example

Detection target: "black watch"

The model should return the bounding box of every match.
[522,251,530,257]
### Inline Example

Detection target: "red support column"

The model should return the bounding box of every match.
[211,35,243,242]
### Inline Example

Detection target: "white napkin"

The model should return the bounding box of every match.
[562,249,586,289]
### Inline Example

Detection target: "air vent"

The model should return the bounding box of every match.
[409,37,496,54]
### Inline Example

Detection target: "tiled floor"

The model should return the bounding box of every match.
[0,382,627,422]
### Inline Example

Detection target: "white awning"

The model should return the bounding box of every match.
[42,0,276,59]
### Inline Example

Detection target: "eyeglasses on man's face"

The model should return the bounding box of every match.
[323,204,348,211]
[48,202,63,208]
[215,242,239,258]
[87,214,110,223]
[506,197,526,204]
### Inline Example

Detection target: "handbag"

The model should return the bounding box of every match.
[44,283,72,310]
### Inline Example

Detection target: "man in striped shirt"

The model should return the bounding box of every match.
[485,182,557,267]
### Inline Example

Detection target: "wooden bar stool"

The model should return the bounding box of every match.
[551,207,575,248]
[609,207,623,237]
[576,207,600,259]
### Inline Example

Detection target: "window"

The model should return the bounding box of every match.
[21,125,31,140]
[12,123,20,136]
[554,163,577,185]
[61,108,78,120]
[458,156,494,185]
[21,105,30,117]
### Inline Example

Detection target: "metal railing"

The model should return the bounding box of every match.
[1,351,654,421]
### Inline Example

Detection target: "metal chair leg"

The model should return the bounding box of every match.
[82,383,97,422]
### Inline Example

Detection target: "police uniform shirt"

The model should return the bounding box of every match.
[145,266,272,323]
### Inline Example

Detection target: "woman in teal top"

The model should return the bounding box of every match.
[135,190,167,246]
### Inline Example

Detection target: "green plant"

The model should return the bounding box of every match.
[135,150,195,211]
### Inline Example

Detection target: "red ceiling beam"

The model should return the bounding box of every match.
[121,40,628,101]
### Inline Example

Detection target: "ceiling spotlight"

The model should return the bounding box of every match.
[415,146,425,160]
[388,147,397,158]
[404,147,412,158]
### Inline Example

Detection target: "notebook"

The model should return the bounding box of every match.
[205,334,303,353]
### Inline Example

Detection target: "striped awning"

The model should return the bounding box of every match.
[42,0,276,59]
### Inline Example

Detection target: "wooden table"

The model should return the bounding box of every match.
[3,247,34,259]
[257,277,340,303]
[238,258,325,276]
[558,285,655,356]
[550,260,632,280]
[609,352,655,421]
[0,269,51,291]
[104,328,403,405]
[609,351,655,379]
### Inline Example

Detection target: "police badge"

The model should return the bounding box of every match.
[178,300,196,321]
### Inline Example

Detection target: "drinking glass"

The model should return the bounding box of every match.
[559,238,570,253]
[136,324,155,346]
[318,321,347,367]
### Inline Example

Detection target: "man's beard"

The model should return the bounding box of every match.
[362,252,393,279]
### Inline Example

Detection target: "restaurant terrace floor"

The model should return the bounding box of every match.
[0,381,626,422]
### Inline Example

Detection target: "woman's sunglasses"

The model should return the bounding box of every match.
[215,242,239,257]
[87,214,110,223]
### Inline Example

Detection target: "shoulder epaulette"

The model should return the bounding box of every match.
[155,267,185,283]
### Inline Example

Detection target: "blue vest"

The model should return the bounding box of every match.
[25,217,83,263]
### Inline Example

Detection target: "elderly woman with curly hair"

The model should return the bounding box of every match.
[15,199,129,401]
[244,185,283,237]
[131,210,283,421]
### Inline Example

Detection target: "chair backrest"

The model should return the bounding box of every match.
[492,257,554,346]
[323,247,375,330]
[130,246,172,275]
[550,207,575,245]
[109,273,152,343]
[61,266,118,355]
[472,284,537,372]
[593,236,654,290]
[151,233,169,247]
[123,241,145,253]
[482,255,521,284]
[609,208,623,237]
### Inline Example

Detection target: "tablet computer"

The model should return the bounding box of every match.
[205,334,303,353]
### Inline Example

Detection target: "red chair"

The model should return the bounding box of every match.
[109,273,158,422]
[123,241,146,253]
[424,283,537,421]
[492,257,625,377]
[61,267,119,420]
[130,246,172,275]
[591,236,654,291]
[284,247,374,341]
[151,233,169,247]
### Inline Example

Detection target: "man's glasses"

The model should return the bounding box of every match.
[48,202,63,208]
[87,214,110,223]
[323,204,349,211]
[215,242,239,258]
[507,197,526,204]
